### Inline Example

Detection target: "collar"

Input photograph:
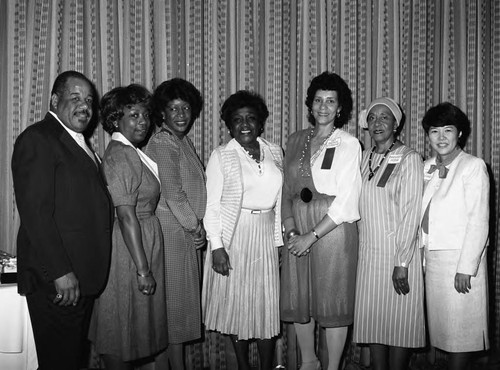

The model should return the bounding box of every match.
[111,132,160,183]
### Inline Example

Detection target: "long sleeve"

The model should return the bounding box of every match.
[12,129,72,280]
[394,152,423,267]
[457,159,489,275]
[145,132,201,232]
[204,150,225,250]
[316,134,362,225]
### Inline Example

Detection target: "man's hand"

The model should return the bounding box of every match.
[53,272,80,306]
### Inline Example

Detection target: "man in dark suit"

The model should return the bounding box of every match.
[11,70,112,370]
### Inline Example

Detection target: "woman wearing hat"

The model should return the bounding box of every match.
[353,97,426,370]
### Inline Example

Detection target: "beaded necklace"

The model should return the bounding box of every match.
[299,127,336,177]
[368,140,396,181]
[241,144,264,176]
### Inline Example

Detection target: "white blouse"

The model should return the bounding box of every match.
[205,138,283,250]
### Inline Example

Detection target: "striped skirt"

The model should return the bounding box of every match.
[202,209,280,340]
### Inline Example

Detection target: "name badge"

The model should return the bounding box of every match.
[387,154,402,164]
[327,138,341,148]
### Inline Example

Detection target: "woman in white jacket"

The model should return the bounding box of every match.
[421,102,489,370]
[202,90,283,370]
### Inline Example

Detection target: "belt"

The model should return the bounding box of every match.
[114,211,154,219]
[241,208,273,214]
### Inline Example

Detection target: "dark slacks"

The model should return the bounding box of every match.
[26,285,94,370]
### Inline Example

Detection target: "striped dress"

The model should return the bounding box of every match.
[353,144,426,347]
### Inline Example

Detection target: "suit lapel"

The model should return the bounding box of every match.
[45,115,99,173]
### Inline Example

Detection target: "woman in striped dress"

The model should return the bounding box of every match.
[202,91,283,370]
[353,98,426,370]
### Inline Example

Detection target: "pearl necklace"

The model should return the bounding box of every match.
[242,144,264,176]
[299,127,336,177]
[368,141,396,181]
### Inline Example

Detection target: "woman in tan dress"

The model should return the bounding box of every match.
[280,72,362,370]
[145,78,206,370]
[90,84,167,369]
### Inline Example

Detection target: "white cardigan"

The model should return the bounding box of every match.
[421,151,489,276]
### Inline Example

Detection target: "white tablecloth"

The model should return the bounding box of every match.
[0,284,38,370]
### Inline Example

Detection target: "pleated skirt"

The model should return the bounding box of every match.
[425,247,489,352]
[202,210,280,340]
[280,196,358,327]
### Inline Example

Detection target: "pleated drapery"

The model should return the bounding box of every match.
[1,0,499,367]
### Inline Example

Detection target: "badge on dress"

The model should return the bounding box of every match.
[376,154,402,188]
[321,138,340,169]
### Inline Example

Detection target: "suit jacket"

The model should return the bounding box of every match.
[12,113,112,296]
[421,151,489,276]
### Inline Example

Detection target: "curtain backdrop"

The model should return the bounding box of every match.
[1,0,498,367]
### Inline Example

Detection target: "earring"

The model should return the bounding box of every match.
[336,111,341,118]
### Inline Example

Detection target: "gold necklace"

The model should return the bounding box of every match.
[299,127,336,177]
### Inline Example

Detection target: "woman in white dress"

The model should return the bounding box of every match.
[202,90,283,370]
[421,102,489,370]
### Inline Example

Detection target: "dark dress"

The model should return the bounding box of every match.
[89,141,167,361]
[280,128,361,327]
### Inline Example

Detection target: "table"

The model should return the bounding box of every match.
[0,284,38,370]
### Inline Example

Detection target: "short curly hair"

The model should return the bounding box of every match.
[100,84,152,134]
[421,102,471,148]
[220,90,269,131]
[151,78,203,127]
[305,71,353,127]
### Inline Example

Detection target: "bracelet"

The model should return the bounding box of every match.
[311,228,320,240]
[285,229,300,240]
[136,270,151,278]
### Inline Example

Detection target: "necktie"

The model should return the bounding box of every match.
[75,133,97,165]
